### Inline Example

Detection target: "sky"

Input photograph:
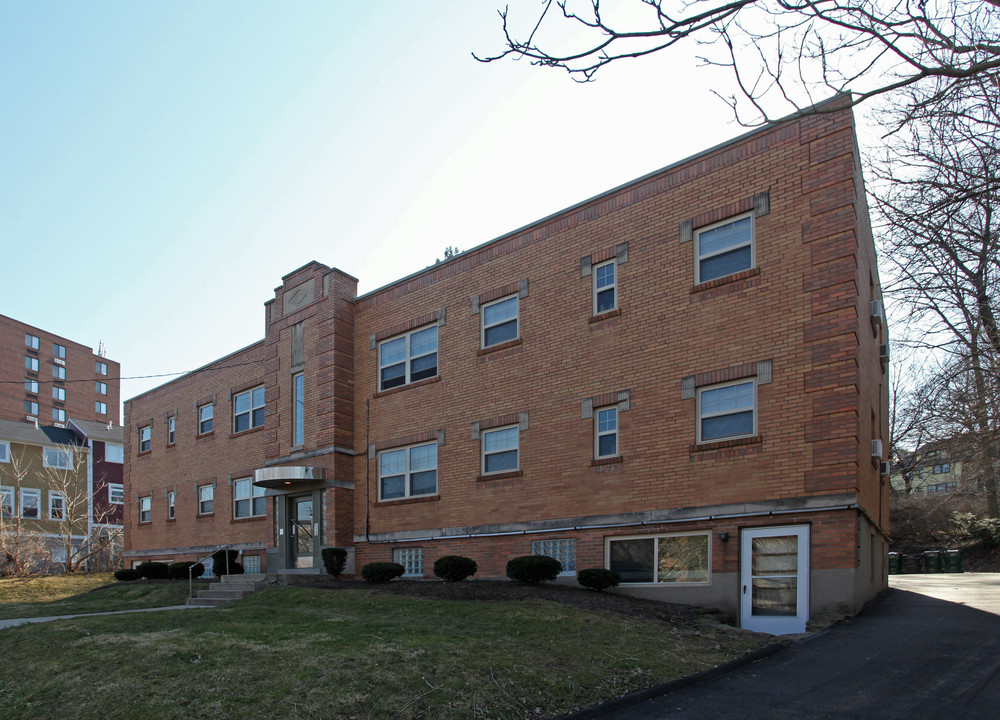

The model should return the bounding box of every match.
[0,2,873,413]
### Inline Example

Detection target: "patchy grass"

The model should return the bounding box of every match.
[0,574,206,619]
[0,586,769,720]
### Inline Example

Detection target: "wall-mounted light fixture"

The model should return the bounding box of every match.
[719,531,730,544]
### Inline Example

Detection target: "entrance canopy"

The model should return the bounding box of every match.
[253,465,324,489]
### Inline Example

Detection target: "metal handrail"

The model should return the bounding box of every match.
[188,544,231,599]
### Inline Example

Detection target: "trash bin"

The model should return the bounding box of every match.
[923,550,943,573]
[944,549,963,573]
[888,552,901,574]
[902,554,924,574]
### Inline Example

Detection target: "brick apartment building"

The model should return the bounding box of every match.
[124,97,888,634]
[0,314,120,427]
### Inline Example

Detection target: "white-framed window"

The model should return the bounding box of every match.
[532,538,576,576]
[138,495,151,523]
[24,379,38,394]
[167,490,176,520]
[52,408,66,423]
[96,401,107,415]
[393,547,424,577]
[379,443,437,501]
[96,361,108,375]
[25,400,39,416]
[379,325,438,391]
[482,425,519,474]
[25,333,39,350]
[105,443,124,463]
[139,426,151,453]
[593,259,617,314]
[607,532,711,584]
[199,404,214,434]
[53,343,66,359]
[53,386,66,401]
[0,486,13,518]
[0,442,9,463]
[292,373,305,446]
[20,488,41,518]
[25,356,39,372]
[53,365,65,380]
[51,546,67,564]
[482,295,519,348]
[695,213,754,283]
[49,491,66,521]
[43,447,72,469]
[697,379,756,443]
[199,484,214,514]
[233,477,266,518]
[96,381,107,395]
[167,416,175,445]
[596,406,618,458]
[233,387,265,433]
[108,483,124,504]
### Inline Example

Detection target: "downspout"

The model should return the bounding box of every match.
[86,439,94,570]
[364,398,370,542]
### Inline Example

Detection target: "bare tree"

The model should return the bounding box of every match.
[0,445,121,575]
[875,81,1000,515]
[477,0,1000,125]
[42,444,122,573]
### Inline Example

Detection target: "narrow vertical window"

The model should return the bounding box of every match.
[596,407,618,458]
[167,416,175,445]
[49,491,66,520]
[167,491,176,520]
[293,373,305,445]
[593,260,617,314]
[199,404,214,434]
[139,426,151,453]
[138,496,151,523]
[198,485,214,514]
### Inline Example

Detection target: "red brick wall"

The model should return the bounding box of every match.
[352,101,885,582]
[124,340,271,555]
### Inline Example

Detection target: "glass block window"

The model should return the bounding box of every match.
[532,538,576,576]
[242,555,262,574]
[393,547,424,577]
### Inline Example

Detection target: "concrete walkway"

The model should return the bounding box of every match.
[0,603,201,630]
[573,574,1000,720]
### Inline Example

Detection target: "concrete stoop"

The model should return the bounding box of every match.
[186,573,269,607]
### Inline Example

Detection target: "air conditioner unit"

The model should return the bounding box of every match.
[870,300,884,330]
[871,439,883,458]
[880,461,892,477]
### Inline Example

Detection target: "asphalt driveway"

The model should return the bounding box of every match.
[576,574,1000,720]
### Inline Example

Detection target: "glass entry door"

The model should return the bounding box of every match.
[740,525,810,634]
[289,496,315,569]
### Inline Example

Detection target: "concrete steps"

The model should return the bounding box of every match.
[187,573,270,607]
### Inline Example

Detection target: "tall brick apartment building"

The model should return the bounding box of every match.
[124,98,888,634]
[0,314,120,426]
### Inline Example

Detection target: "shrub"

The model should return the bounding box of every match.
[953,512,1000,548]
[134,561,170,580]
[433,555,478,582]
[210,549,244,576]
[114,568,139,582]
[321,547,348,578]
[577,568,621,592]
[168,561,205,580]
[361,562,405,584]
[506,555,562,584]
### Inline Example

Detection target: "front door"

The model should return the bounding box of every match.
[289,496,315,569]
[740,525,810,634]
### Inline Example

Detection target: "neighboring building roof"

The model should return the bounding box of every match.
[68,418,125,444]
[0,418,85,447]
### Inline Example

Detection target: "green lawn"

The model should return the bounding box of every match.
[0,585,769,720]
[0,573,206,619]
